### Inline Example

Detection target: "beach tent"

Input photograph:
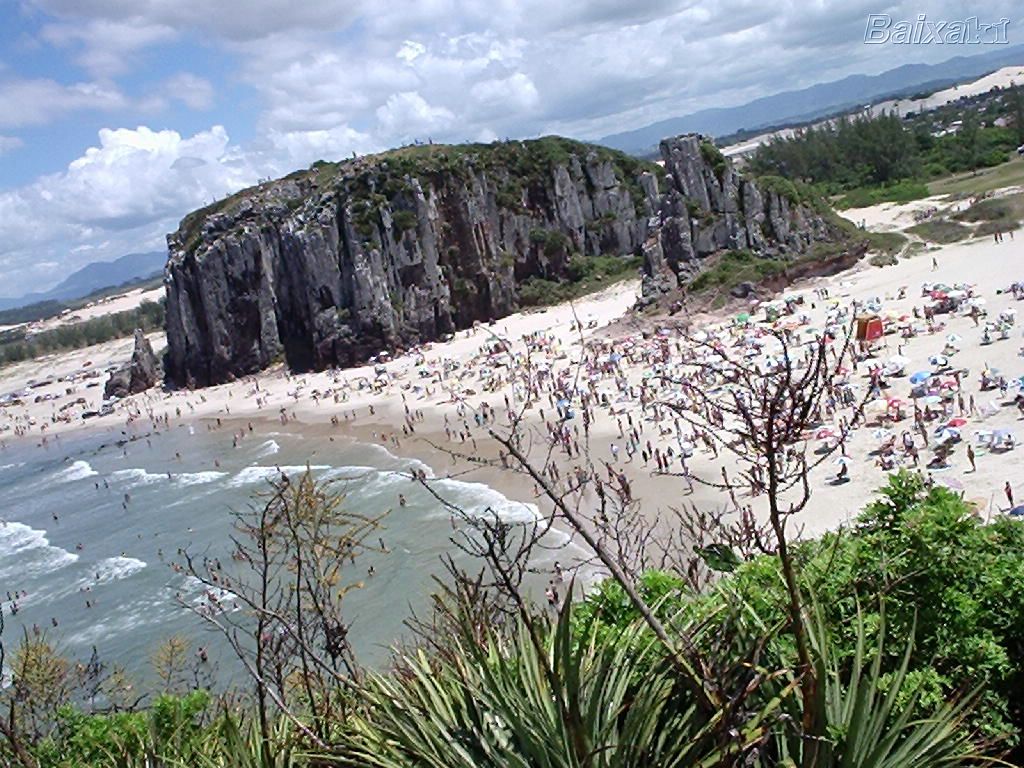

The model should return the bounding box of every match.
[855,315,884,343]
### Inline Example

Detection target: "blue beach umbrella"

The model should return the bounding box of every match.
[909,370,933,385]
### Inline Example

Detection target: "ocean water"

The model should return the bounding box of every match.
[0,421,563,685]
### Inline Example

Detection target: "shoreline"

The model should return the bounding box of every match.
[4,206,1024,552]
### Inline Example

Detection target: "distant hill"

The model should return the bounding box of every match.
[0,251,166,312]
[600,45,1024,155]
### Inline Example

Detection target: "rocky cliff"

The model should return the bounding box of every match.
[164,135,846,387]
[104,329,162,398]
[640,135,841,299]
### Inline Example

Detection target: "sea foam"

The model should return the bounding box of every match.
[0,521,78,580]
[228,464,330,487]
[52,460,97,483]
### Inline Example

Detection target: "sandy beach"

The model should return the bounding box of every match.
[4,199,1024,547]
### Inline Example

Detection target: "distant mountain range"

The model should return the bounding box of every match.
[0,251,166,312]
[599,44,1024,155]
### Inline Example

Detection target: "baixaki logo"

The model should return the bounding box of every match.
[864,14,1010,44]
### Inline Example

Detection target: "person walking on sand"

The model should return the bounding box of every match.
[966,444,976,473]
[1006,481,1014,509]
[932,256,938,271]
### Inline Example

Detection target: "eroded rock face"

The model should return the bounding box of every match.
[163,135,844,387]
[164,139,651,387]
[639,134,839,301]
[105,329,162,398]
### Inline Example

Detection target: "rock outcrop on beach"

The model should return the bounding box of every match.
[164,135,845,387]
[104,329,161,398]
[639,135,840,299]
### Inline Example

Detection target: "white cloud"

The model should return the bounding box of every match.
[41,18,176,77]
[396,40,426,64]
[375,92,455,141]
[164,73,215,110]
[8,0,1024,296]
[0,78,126,128]
[265,125,377,168]
[28,0,367,42]
[0,125,262,295]
[470,73,539,115]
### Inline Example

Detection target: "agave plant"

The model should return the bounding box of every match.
[334,599,786,768]
[766,603,986,768]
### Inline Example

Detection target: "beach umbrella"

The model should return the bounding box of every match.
[1010,505,1024,517]
[909,371,933,384]
[947,418,968,427]
[815,427,836,440]
[922,395,943,405]
[935,427,960,442]
[888,355,910,367]
[929,355,948,367]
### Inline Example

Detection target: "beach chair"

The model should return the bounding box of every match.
[978,401,1000,420]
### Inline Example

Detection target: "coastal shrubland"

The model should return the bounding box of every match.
[2,470,1018,766]
[749,90,1023,208]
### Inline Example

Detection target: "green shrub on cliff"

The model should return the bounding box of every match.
[688,249,787,294]
[517,253,641,306]
[578,471,1024,751]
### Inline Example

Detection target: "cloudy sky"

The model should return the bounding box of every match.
[0,0,1017,296]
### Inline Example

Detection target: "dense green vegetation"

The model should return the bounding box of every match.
[4,471,1019,766]
[749,89,1023,208]
[0,299,164,367]
[517,253,642,306]
[687,249,787,293]
[578,472,1024,751]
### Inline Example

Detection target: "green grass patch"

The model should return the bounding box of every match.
[904,241,929,257]
[391,209,418,233]
[835,180,930,209]
[688,249,787,294]
[976,219,1021,237]
[905,219,972,244]
[952,192,1024,225]
[700,140,727,179]
[864,230,908,256]
[517,254,641,307]
[928,156,1024,197]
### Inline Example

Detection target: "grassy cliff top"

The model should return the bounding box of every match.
[175,136,664,256]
